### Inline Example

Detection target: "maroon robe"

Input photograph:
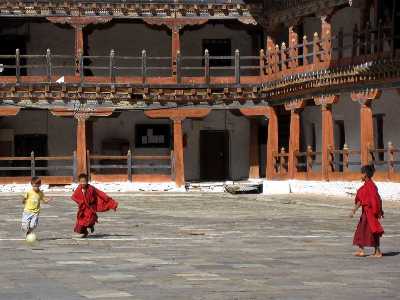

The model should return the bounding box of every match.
[353,179,384,247]
[71,184,118,234]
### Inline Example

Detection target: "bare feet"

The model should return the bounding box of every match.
[369,252,383,258]
[354,251,366,257]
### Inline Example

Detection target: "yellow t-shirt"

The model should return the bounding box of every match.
[23,190,44,214]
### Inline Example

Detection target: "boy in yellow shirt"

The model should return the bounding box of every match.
[21,177,49,236]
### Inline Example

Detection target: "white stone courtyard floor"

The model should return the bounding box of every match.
[0,192,399,300]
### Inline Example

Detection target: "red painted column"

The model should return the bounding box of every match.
[321,104,335,179]
[266,107,278,179]
[172,117,185,187]
[76,115,88,175]
[288,109,301,178]
[360,103,374,165]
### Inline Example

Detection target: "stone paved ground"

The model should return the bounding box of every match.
[0,192,399,300]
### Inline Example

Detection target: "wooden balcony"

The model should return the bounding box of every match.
[0,23,398,108]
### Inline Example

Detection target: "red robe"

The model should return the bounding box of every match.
[353,180,384,247]
[71,184,118,234]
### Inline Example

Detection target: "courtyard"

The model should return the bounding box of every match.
[0,192,399,300]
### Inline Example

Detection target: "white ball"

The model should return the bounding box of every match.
[26,232,37,243]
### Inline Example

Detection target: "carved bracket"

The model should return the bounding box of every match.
[0,106,20,116]
[47,16,113,29]
[284,99,306,111]
[143,18,208,32]
[351,89,381,105]
[314,95,339,106]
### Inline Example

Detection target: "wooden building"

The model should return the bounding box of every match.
[0,0,399,186]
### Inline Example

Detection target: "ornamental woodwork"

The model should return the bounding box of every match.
[350,89,381,105]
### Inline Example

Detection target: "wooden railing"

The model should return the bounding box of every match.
[0,151,76,183]
[0,23,397,87]
[295,145,322,174]
[328,144,361,173]
[273,147,289,177]
[369,142,400,179]
[87,150,172,181]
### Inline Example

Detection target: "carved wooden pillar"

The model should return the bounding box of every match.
[143,18,208,78]
[172,117,185,187]
[266,107,278,179]
[47,17,112,75]
[351,90,381,166]
[315,95,338,180]
[144,108,211,186]
[239,107,278,179]
[285,100,304,179]
[76,114,89,175]
[50,108,114,178]
[249,119,260,179]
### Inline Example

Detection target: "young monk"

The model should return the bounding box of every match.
[350,165,384,258]
[71,173,118,238]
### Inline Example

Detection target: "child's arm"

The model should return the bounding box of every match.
[349,202,361,218]
[40,192,50,204]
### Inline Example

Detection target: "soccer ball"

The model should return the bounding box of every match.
[26,232,37,244]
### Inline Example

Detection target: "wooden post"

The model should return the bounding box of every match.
[315,95,339,180]
[76,114,88,175]
[127,149,132,182]
[321,16,332,63]
[249,119,260,179]
[351,90,381,166]
[288,26,298,69]
[360,103,374,165]
[144,108,211,186]
[321,104,335,179]
[266,107,278,179]
[74,25,84,76]
[288,109,301,178]
[172,117,185,187]
[172,25,180,76]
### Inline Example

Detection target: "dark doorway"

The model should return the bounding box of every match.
[200,130,229,181]
[278,114,290,151]
[334,121,346,171]
[14,134,48,176]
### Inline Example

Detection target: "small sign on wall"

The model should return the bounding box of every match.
[135,124,171,148]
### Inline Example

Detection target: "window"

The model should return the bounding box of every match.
[202,39,231,67]
[135,124,171,148]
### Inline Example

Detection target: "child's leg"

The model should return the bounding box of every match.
[354,246,365,257]
[372,235,382,257]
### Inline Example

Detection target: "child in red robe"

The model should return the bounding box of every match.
[71,173,118,238]
[350,165,384,258]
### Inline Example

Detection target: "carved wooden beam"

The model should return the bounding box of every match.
[0,106,20,116]
[145,108,210,119]
[314,95,339,106]
[239,107,274,117]
[47,16,113,29]
[350,89,381,105]
[143,18,208,32]
[284,99,306,111]
[50,108,114,118]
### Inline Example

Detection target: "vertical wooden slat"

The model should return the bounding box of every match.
[249,119,260,179]
[259,49,265,77]
[31,151,35,178]
[176,51,181,84]
[46,49,52,82]
[78,49,84,84]
[109,49,115,84]
[204,49,210,84]
[15,49,20,83]
[127,149,132,182]
[141,50,147,84]
[235,49,240,84]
